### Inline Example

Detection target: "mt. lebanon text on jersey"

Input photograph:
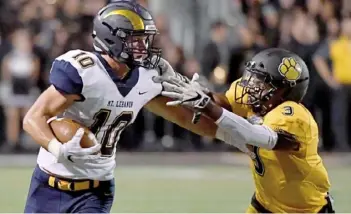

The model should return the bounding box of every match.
[107,100,133,108]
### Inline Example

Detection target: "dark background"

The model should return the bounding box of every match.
[0,0,350,153]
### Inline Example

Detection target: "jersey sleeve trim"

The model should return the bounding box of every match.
[49,59,85,100]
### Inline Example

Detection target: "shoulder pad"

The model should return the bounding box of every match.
[263,101,317,143]
[49,50,100,96]
[55,50,98,73]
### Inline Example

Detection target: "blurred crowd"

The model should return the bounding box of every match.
[0,0,351,153]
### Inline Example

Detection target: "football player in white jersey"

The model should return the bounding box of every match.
[22,1,218,213]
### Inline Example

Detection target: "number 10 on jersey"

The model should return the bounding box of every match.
[90,109,133,156]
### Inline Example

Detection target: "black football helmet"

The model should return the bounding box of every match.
[235,48,309,116]
[92,1,161,69]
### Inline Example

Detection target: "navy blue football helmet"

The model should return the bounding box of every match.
[92,1,161,69]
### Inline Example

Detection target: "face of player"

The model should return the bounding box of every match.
[126,35,151,63]
[240,71,275,105]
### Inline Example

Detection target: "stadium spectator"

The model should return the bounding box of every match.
[200,20,230,92]
[0,27,40,152]
[0,0,350,153]
[330,15,351,151]
[312,18,340,151]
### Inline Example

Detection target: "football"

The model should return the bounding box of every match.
[49,118,97,148]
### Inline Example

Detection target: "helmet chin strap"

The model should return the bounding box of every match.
[108,53,133,71]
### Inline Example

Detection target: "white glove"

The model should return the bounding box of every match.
[48,128,101,163]
[152,57,190,82]
[152,58,210,123]
[187,73,210,123]
[153,58,210,93]
[161,73,211,110]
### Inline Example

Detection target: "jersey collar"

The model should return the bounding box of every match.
[94,52,139,97]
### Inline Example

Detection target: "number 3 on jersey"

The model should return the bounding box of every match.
[90,109,133,156]
[252,146,265,176]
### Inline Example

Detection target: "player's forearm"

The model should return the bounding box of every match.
[146,96,217,138]
[23,112,56,150]
[158,105,217,138]
[210,93,232,111]
[176,112,217,138]
[202,100,224,121]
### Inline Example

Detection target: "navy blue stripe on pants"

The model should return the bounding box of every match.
[24,165,114,213]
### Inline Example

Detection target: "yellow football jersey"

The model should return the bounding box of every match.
[225,82,331,213]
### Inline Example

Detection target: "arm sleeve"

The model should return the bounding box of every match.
[49,60,83,96]
[215,127,254,155]
[215,108,278,149]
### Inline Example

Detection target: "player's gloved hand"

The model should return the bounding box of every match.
[185,73,210,124]
[152,59,211,124]
[48,128,101,163]
[152,56,190,82]
[160,73,211,110]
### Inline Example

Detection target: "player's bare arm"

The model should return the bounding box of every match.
[208,92,232,111]
[23,85,100,161]
[145,96,217,138]
[23,86,79,149]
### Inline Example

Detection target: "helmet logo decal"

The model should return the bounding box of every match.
[103,10,145,30]
[278,57,302,81]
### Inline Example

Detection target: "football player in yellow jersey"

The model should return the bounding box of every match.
[158,48,335,213]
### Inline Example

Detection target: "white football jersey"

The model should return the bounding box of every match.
[37,49,162,180]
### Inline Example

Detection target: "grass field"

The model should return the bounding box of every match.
[0,154,350,213]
